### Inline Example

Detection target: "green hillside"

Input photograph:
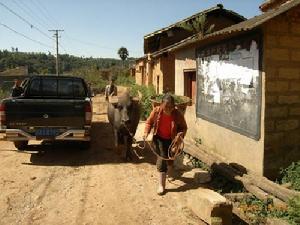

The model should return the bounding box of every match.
[0,50,135,75]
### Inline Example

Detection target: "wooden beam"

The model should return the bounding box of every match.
[184,139,300,203]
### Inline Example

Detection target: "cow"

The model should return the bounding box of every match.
[107,91,141,160]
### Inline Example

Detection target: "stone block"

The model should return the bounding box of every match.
[183,168,212,184]
[266,96,277,105]
[187,188,232,225]
[278,95,300,104]
[265,35,278,48]
[265,107,288,118]
[265,20,289,33]
[290,107,300,115]
[290,82,300,91]
[265,133,285,146]
[276,120,299,131]
[266,218,290,225]
[174,154,194,171]
[265,49,289,61]
[279,36,300,48]
[285,131,300,145]
[266,81,289,92]
[265,67,278,79]
[291,22,300,35]
[211,217,222,225]
[278,67,300,80]
[265,121,275,132]
[291,50,300,61]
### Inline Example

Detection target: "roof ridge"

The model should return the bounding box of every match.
[149,0,300,58]
[144,4,244,39]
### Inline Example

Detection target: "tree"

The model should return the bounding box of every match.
[178,14,215,38]
[118,47,129,62]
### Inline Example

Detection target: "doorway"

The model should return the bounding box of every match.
[184,70,196,103]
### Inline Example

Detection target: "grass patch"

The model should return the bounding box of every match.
[236,195,300,225]
[280,161,300,191]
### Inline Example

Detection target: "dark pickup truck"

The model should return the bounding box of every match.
[0,75,92,150]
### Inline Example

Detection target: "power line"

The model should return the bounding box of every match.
[28,0,68,54]
[0,22,53,49]
[0,1,54,41]
[12,0,68,54]
[1,1,140,57]
[31,0,59,28]
[11,0,51,30]
[58,43,67,54]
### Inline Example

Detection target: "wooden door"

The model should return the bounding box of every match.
[184,71,196,103]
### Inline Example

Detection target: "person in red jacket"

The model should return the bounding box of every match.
[143,94,187,195]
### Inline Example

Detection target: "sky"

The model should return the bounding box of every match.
[0,0,263,59]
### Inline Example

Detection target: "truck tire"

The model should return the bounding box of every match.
[14,141,28,151]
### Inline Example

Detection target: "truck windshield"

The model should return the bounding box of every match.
[28,77,87,98]
[43,78,57,97]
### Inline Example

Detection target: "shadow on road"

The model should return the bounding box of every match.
[22,121,157,167]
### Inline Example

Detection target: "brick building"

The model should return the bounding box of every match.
[135,4,245,94]
[135,0,300,179]
[149,0,300,178]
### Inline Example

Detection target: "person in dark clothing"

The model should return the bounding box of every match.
[105,78,117,101]
[11,79,24,97]
[143,94,187,195]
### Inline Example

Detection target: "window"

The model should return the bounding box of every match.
[29,78,41,96]
[42,78,57,96]
[73,79,86,97]
[58,79,73,97]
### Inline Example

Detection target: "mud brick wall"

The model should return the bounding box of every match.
[263,7,300,178]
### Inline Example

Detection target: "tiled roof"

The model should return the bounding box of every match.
[151,0,300,58]
[144,4,246,39]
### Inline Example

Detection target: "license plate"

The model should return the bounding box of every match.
[35,128,59,137]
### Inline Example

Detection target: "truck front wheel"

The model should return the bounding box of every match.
[14,141,28,151]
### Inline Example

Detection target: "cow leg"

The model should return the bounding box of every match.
[114,129,118,148]
[124,135,133,161]
[114,129,122,155]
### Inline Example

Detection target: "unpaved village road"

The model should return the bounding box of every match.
[0,96,205,225]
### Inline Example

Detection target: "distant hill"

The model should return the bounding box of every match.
[0,50,136,75]
[0,66,28,76]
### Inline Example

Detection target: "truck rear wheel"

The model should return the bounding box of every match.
[14,141,28,151]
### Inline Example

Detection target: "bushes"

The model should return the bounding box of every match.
[153,94,187,104]
[130,84,155,120]
[115,73,135,86]
[235,195,300,225]
[280,161,300,191]
[286,196,300,225]
[69,67,133,94]
[0,89,10,100]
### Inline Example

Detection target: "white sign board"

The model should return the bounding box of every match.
[197,36,261,139]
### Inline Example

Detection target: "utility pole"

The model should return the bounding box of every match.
[49,29,64,76]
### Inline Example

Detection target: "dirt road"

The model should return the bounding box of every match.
[0,96,205,225]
